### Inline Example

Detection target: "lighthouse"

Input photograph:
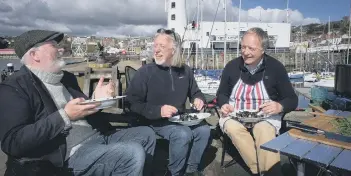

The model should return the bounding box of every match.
[166,0,187,39]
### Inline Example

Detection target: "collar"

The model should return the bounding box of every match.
[244,58,263,75]
[26,66,64,84]
[239,54,267,74]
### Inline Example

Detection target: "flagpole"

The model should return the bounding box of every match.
[236,0,242,57]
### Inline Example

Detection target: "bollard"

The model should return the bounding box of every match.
[7,63,14,75]
[141,58,147,66]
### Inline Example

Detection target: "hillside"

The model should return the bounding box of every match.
[291,16,350,41]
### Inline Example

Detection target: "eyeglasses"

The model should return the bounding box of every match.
[157,28,177,41]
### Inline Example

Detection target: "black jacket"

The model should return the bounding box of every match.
[0,66,113,167]
[126,63,204,121]
[217,54,298,113]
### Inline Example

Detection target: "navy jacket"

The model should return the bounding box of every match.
[0,66,113,167]
[126,63,205,121]
[217,54,298,113]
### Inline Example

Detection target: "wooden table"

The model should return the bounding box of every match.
[309,104,326,113]
[261,132,351,176]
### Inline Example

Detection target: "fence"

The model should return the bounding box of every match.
[181,48,348,72]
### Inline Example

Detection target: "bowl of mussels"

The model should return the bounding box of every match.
[229,110,267,123]
[169,112,212,126]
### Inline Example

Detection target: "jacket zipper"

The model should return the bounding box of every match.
[169,67,175,91]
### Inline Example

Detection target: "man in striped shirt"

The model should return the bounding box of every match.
[217,27,298,176]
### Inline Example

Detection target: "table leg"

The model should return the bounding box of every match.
[297,161,305,176]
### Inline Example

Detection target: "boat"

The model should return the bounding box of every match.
[288,71,304,79]
[195,74,220,95]
[320,71,334,79]
[303,73,318,82]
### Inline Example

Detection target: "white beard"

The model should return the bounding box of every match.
[154,57,171,67]
[49,58,66,73]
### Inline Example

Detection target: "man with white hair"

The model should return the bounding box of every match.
[127,29,211,176]
[0,30,156,176]
[217,27,298,176]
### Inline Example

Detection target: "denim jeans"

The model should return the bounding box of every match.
[67,126,156,176]
[151,121,211,176]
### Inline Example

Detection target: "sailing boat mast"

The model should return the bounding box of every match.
[300,24,303,71]
[328,16,330,64]
[195,0,200,69]
[347,0,351,64]
[286,0,289,23]
[223,0,227,65]
[236,0,242,57]
[200,0,204,69]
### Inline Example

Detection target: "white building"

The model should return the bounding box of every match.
[166,0,291,50]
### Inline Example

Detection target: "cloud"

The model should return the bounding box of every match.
[0,0,321,37]
[0,2,13,13]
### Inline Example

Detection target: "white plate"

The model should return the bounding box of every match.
[79,96,126,109]
[169,112,212,126]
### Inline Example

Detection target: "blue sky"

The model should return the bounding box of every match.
[233,0,350,22]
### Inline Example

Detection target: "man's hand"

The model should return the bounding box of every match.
[193,98,204,111]
[93,77,116,99]
[64,98,100,121]
[161,105,178,118]
[220,104,234,117]
[259,101,283,115]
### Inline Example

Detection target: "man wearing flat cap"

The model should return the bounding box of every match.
[0,30,156,176]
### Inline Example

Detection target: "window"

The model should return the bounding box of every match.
[171,2,175,8]
[171,14,175,20]
[171,28,175,31]
[206,32,209,36]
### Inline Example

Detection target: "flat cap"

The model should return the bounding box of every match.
[14,30,64,58]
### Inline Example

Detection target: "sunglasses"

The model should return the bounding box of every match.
[157,28,177,41]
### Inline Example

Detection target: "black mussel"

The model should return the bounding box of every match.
[180,114,186,121]
[190,115,198,120]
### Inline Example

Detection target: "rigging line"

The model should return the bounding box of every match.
[181,3,198,43]
[203,0,221,69]
[182,2,201,62]
[205,0,221,48]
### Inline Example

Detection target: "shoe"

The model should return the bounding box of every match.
[184,171,204,176]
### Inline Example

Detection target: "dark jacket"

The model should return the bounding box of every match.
[217,54,298,113]
[0,66,113,167]
[126,63,204,121]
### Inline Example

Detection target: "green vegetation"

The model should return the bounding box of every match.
[331,117,351,137]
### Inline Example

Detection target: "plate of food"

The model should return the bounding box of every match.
[229,110,267,123]
[169,112,212,126]
[78,95,126,109]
